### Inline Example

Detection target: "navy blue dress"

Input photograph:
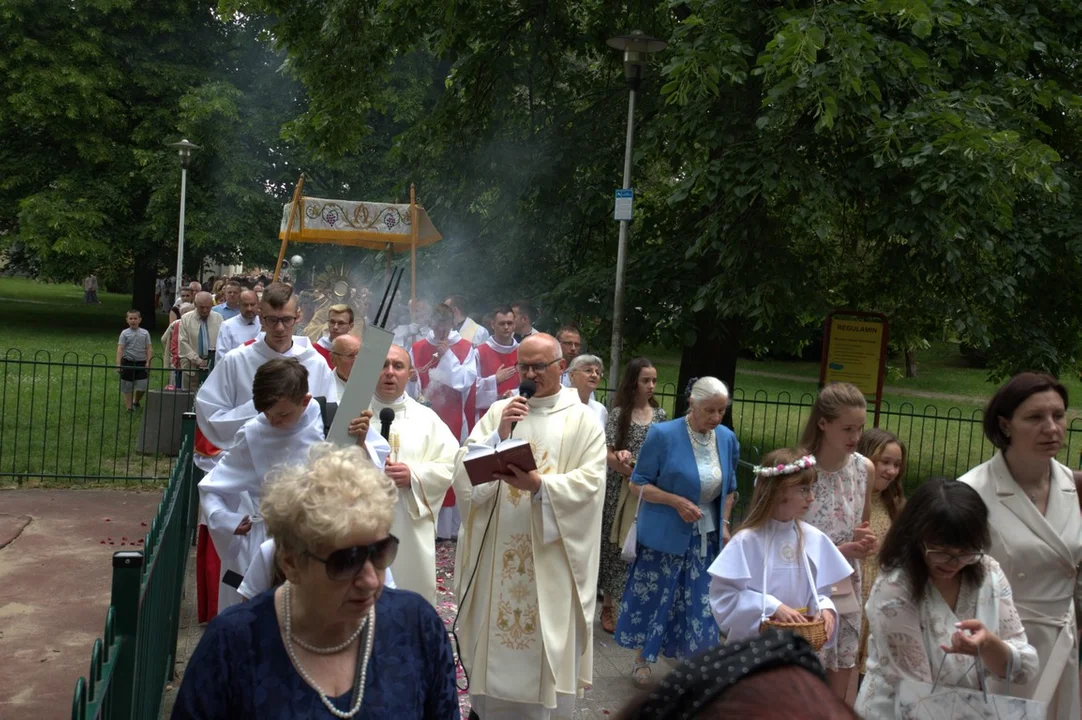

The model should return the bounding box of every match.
[171,588,460,719]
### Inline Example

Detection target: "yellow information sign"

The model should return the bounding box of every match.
[822,317,885,397]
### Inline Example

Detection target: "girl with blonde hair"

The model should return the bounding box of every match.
[708,447,853,646]
[799,382,878,701]
[854,428,907,675]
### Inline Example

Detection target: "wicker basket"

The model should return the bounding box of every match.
[760,616,828,650]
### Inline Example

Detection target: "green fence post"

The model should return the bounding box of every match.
[106,550,144,720]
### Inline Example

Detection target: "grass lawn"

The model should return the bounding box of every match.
[1,277,176,487]
[2,276,1080,488]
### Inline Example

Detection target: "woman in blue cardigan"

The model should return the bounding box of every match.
[614,376,740,688]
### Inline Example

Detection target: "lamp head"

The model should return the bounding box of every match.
[169,138,201,169]
[606,31,667,89]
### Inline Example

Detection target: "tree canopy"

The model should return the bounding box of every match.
[2,0,1080,379]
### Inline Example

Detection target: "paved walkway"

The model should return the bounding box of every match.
[0,489,163,720]
[162,541,674,719]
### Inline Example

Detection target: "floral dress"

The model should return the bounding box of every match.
[614,419,725,663]
[804,452,867,671]
[599,406,666,600]
[855,557,1039,717]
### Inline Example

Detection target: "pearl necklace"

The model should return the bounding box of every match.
[686,416,712,446]
[283,583,375,719]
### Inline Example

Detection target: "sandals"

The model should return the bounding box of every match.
[600,605,616,634]
[632,660,651,689]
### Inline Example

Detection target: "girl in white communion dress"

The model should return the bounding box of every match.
[708,448,854,646]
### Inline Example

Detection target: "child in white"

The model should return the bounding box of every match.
[199,358,387,611]
[708,448,853,644]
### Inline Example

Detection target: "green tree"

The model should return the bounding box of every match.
[0,2,305,329]
[222,0,1082,389]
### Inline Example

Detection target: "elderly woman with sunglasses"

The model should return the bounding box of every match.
[172,444,460,719]
[856,478,1038,717]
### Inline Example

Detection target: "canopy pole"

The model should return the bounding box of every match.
[274,173,306,281]
[409,183,418,302]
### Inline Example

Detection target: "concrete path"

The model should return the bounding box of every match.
[0,489,162,720]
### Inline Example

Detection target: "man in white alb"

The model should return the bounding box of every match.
[453,333,606,720]
[475,306,519,422]
[331,334,360,399]
[194,282,338,470]
[370,345,458,603]
[215,289,261,356]
[444,294,490,347]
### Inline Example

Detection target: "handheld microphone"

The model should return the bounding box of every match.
[510,379,537,436]
[379,407,395,441]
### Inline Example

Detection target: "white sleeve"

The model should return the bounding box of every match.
[238,539,276,600]
[706,540,782,643]
[475,373,499,410]
[429,346,478,393]
[534,482,560,545]
[194,353,258,448]
[217,323,235,356]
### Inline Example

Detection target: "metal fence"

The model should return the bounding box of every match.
[1,349,208,484]
[596,385,1082,491]
[71,413,200,720]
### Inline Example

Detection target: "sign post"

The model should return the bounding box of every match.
[818,310,890,426]
[614,189,634,221]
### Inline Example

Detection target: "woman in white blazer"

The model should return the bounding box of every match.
[959,372,1081,719]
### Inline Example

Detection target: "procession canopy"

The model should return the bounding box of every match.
[278,197,442,251]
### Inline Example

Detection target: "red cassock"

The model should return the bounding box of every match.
[194,337,256,623]
[411,337,476,508]
[312,337,334,367]
[476,342,519,413]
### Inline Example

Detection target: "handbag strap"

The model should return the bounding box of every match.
[631,481,645,518]
[930,645,989,704]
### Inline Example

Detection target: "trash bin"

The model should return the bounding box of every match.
[138,388,194,456]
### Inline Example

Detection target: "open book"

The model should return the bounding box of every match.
[462,438,537,486]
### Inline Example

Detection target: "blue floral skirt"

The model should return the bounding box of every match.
[614,531,720,663]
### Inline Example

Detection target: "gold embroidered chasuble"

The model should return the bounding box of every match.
[370,393,458,605]
[452,388,606,712]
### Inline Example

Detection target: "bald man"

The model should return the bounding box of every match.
[452,333,606,719]
[216,290,262,356]
[330,334,361,399]
[177,291,223,389]
[368,345,458,603]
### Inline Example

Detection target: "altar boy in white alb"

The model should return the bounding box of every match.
[370,345,458,604]
[200,358,386,611]
[707,449,852,645]
[194,282,338,472]
[452,334,606,720]
[199,359,326,612]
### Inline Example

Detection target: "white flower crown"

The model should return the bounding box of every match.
[752,454,817,478]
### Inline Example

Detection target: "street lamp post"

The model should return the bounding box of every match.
[169,139,200,301]
[606,31,666,388]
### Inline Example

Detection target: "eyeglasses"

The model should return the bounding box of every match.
[332,351,358,359]
[516,358,561,374]
[263,315,298,328]
[923,545,984,567]
[306,535,399,581]
[578,367,603,378]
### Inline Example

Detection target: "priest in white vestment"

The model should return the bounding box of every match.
[370,345,458,604]
[452,334,606,720]
[331,334,360,399]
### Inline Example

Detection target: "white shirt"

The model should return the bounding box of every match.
[216,314,262,356]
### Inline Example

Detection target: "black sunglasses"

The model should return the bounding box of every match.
[305,534,399,581]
